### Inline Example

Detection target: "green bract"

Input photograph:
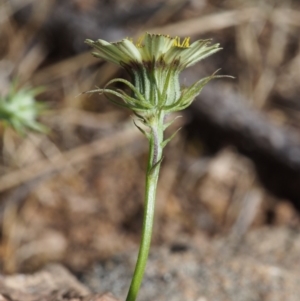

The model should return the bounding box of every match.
[85,33,222,118]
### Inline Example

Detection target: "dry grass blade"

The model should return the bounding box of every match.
[253,5,290,108]
[16,43,48,82]
[140,0,187,29]
[32,52,99,84]
[49,109,125,129]
[147,8,264,37]
[0,124,141,192]
[271,8,300,27]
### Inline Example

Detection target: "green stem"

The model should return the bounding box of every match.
[126,113,165,301]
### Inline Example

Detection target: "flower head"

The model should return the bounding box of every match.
[85,33,225,119]
[86,33,220,70]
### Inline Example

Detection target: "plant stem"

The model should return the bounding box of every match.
[126,113,165,301]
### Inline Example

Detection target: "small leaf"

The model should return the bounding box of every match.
[105,78,147,102]
[163,115,181,130]
[161,127,182,148]
[133,111,148,124]
[148,157,164,176]
[90,88,151,112]
[133,119,150,140]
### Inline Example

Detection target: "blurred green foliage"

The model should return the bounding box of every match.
[0,82,48,134]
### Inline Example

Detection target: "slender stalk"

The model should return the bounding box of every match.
[126,113,165,301]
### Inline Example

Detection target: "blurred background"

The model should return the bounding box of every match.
[0,0,300,287]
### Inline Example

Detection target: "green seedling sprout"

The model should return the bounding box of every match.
[0,82,47,134]
[85,33,230,301]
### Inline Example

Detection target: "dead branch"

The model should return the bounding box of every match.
[189,84,300,209]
